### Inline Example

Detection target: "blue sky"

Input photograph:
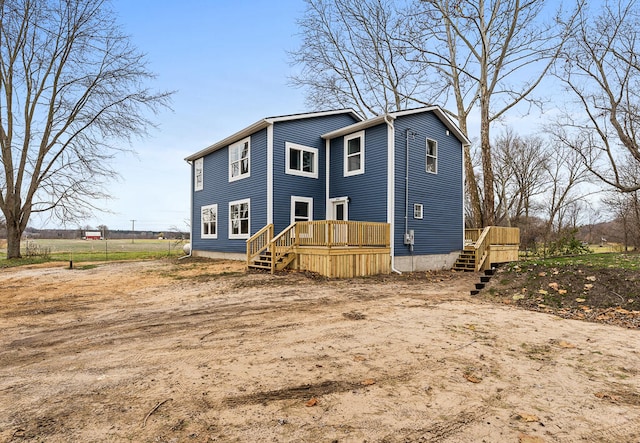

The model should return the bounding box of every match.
[76,1,308,231]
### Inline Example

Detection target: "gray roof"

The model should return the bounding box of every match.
[184,108,362,161]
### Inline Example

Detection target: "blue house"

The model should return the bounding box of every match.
[185,106,471,273]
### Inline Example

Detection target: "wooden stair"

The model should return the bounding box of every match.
[247,250,296,272]
[453,247,477,272]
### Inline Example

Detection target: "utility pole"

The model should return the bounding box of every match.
[131,219,136,244]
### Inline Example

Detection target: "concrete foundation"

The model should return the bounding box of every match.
[393,252,460,273]
[192,250,245,261]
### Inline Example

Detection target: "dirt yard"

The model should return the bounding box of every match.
[1,259,639,443]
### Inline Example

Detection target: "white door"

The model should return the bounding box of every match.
[331,198,348,243]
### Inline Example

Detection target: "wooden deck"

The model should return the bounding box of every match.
[247,221,391,278]
[454,227,520,272]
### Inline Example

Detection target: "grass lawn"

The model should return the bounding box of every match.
[0,238,188,266]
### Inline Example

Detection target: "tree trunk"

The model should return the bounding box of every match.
[464,145,482,228]
[6,219,23,259]
[480,100,495,226]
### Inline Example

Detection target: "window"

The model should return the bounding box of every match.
[414,203,424,220]
[291,196,313,238]
[194,158,203,191]
[286,142,318,178]
[344,131,365,176]
[201,204,217,238]
[229,137,250,181]
[291,196,313,224]
[426,138,437,174]
[229,199,250,239]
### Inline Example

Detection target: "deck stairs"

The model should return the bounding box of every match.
[453,246,478,272]
[248,250,296,272]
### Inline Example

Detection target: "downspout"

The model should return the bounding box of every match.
[385,114,401,274]
[180,159,194,259]
[405,129,416,254]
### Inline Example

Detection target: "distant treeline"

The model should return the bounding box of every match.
[17,228,189,240]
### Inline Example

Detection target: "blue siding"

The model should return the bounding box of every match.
[272,114,359,232]
[192,128,268,254]
[392,112,464,256]
[329,123,388,222]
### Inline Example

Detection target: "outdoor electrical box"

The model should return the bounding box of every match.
[404,230,415,245]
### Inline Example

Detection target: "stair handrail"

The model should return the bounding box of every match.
[473,226,491,271]
[269,222,298,273]
[246,223,274,266]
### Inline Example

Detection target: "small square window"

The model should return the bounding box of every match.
[414,203,424,219]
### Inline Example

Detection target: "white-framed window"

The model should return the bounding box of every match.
[426,138,437,174]
[194,158,203,191]
[201,204,217,238]
[229,198,250,239]
[291,196,313,224]
[414,203,424,220]
[291,196,313,238]
[229,137,250,182]
[344,130,365,176]
[285,142,318,179]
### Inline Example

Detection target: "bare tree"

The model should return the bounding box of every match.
[0,0,171,258]
[492,129,548,228]
[406,0,580,226]
[553,0,640,193]
[538,140,592,253]
[292,0,580,228]
[289,0,438,117]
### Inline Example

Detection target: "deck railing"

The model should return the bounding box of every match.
[247,220,391,273]
[246,223,274,265]
[465,226,520,271]
[296,220,390,248]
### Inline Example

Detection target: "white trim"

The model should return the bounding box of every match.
[228,137,251,182]
[329,197,349,221]
[194,157,203,191]
[325,139,331,219]
[267,125,274,224]
[384,115,400,274]
[290,196,314,224]
[185,109,362,161]
[228,198,250,239]
[285,142,319,179]
[201,203,218,239]
[426,138,438,174]
[344,130,365,176]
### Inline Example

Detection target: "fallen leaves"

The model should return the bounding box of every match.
[518,433,545,443]
[463,372,482,383]
[305,397,318,407]
[514,412,540,422]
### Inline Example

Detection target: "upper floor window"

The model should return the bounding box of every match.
[201,204,217,239]
[426,138,437,174]
[229,198,250,239]
[229,137,250,182]
[194,158,203,191]
[286,142,318,178]
[344,131,365,176]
